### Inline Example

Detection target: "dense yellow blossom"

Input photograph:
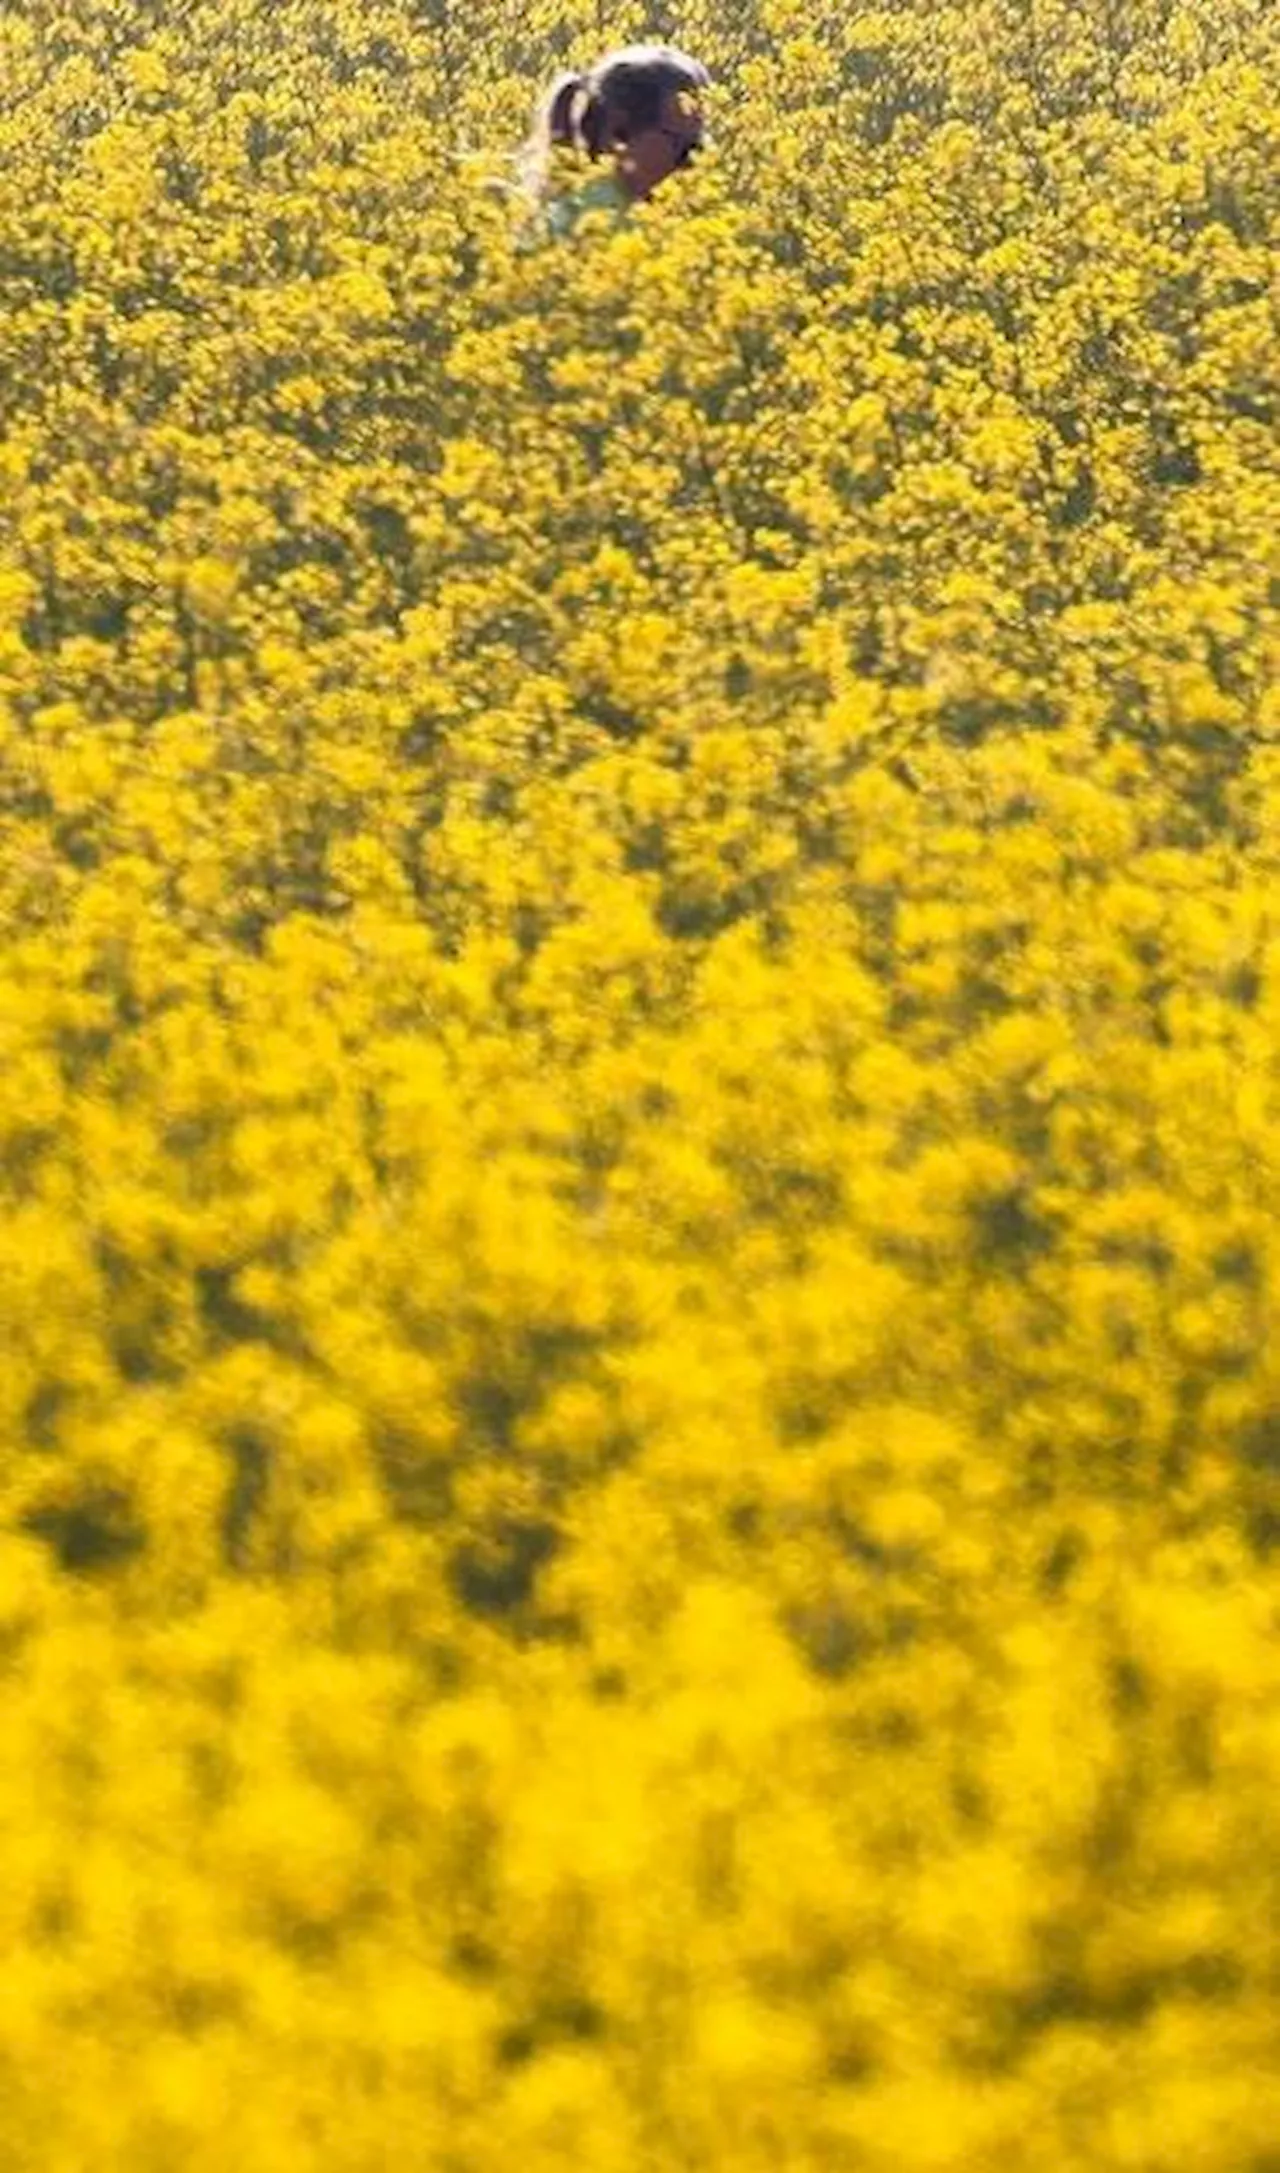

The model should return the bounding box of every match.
[1,0,1278,2164]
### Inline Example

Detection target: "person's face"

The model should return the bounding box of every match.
[612,87,705,201]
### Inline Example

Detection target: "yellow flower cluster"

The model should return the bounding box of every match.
[1,0,1278,2163]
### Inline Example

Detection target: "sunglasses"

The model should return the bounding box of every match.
[658,127,703,167]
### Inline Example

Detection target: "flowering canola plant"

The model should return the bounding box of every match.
[1,0,1279,2164]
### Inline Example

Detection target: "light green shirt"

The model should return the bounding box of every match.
[543,169,631,241]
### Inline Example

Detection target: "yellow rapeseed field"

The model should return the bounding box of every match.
[1,1,1278,2163]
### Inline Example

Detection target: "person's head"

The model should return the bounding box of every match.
[526,44,709,203]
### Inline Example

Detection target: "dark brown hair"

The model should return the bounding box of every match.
[522,43,709,196]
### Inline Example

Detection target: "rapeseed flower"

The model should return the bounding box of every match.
[0,0,1277,2164]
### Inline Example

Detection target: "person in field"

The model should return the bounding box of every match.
[522,44,709,239]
